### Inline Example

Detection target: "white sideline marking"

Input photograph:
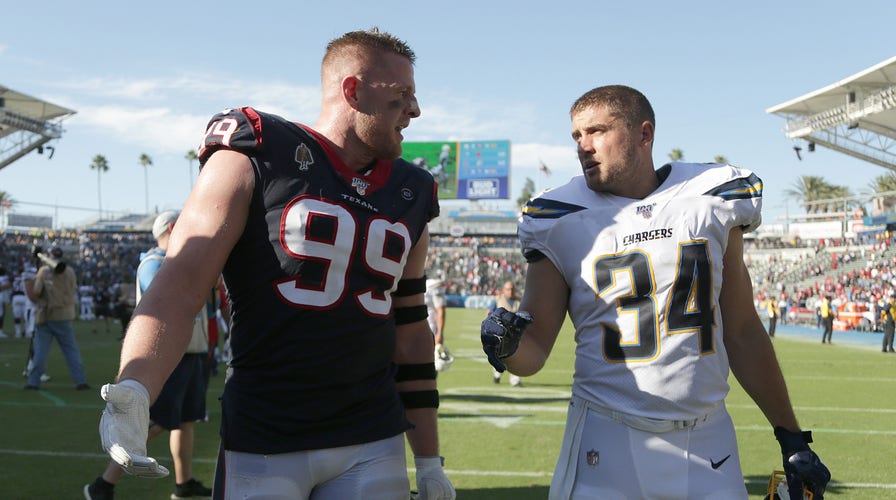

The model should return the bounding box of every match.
[1,448,895,490]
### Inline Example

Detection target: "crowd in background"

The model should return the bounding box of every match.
[749,234,896,332]
[6,229,896,333]
[0,231,154,334]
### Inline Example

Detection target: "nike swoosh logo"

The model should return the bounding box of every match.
[711,455,731,470]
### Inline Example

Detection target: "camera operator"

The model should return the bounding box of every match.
[23,245,90,391]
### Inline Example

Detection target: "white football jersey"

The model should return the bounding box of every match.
[519,162,762,420]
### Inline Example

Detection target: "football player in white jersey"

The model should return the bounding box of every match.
[425,278,453,371]
[11,266,37,338]
[79,284,96,321]
[481,85,829,500]
[0,267,10,338]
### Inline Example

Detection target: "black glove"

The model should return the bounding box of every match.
[32,245,43,259]
[774,426,831,500]
[480,307,531,372]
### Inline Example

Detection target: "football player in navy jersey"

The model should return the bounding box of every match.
[97,28,454,500]
[481,85,829,499]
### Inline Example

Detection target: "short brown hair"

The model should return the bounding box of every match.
[323,27,416,68]
[570,85,655,129]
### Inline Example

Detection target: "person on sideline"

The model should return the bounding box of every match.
[23,246,89,391]
[481,85,829,499]
[489,281,522,387]
[0,266,10,338]
[767,295,780,337]
[12,266,37,338]
[96,28,454,500]
[425,277,454,371]
[820,295,836,344]
[86,211,212,500]
[880,294,895,353]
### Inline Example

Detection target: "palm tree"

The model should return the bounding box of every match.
[869,172,896,214]
[668,148,685,162]
[516,177,536,208]
[785,175,852,215]
[139,153,153,214]
[0,190,13,208]
[0,191,14,228]
[89,155,110,219]
[185,149,198,189]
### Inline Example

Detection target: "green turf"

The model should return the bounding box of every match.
[1,308,893,498]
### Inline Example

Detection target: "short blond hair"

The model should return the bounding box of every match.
[322,27,415,70]
[570,85,655,130]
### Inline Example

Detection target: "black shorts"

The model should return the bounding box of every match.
[149,353,208,430]
[94,304,111,317]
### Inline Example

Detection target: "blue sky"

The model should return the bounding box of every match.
[1,1,895,228]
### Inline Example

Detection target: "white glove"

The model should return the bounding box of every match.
[414,456,455,500]
[99,379,169,478]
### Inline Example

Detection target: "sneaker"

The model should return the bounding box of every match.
[171,478,212,499]
[76,383,92,391]
[84,476,114,500]
[0,330,8,338]
[23,385,39,391]
[40,373,51,383]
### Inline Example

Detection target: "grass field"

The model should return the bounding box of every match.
[1,308,894,499]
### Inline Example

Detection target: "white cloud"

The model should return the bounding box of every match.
[68,105,207,154]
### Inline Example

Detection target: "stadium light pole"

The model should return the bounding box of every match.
[139,153,153,215]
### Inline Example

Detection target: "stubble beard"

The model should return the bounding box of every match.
[357,115,402,160]
[583,143,641,195]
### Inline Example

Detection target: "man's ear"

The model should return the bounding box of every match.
[640,120,655,148]
[343,76,360,109]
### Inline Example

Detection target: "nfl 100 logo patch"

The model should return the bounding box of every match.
[586,449,599,467]
[352,177,370,195]
[635,203,656,219]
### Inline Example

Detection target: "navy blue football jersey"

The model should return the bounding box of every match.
[199,107,439,453]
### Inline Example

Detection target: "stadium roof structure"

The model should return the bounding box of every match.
[767,56,896,171]
[0,85,76,171]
